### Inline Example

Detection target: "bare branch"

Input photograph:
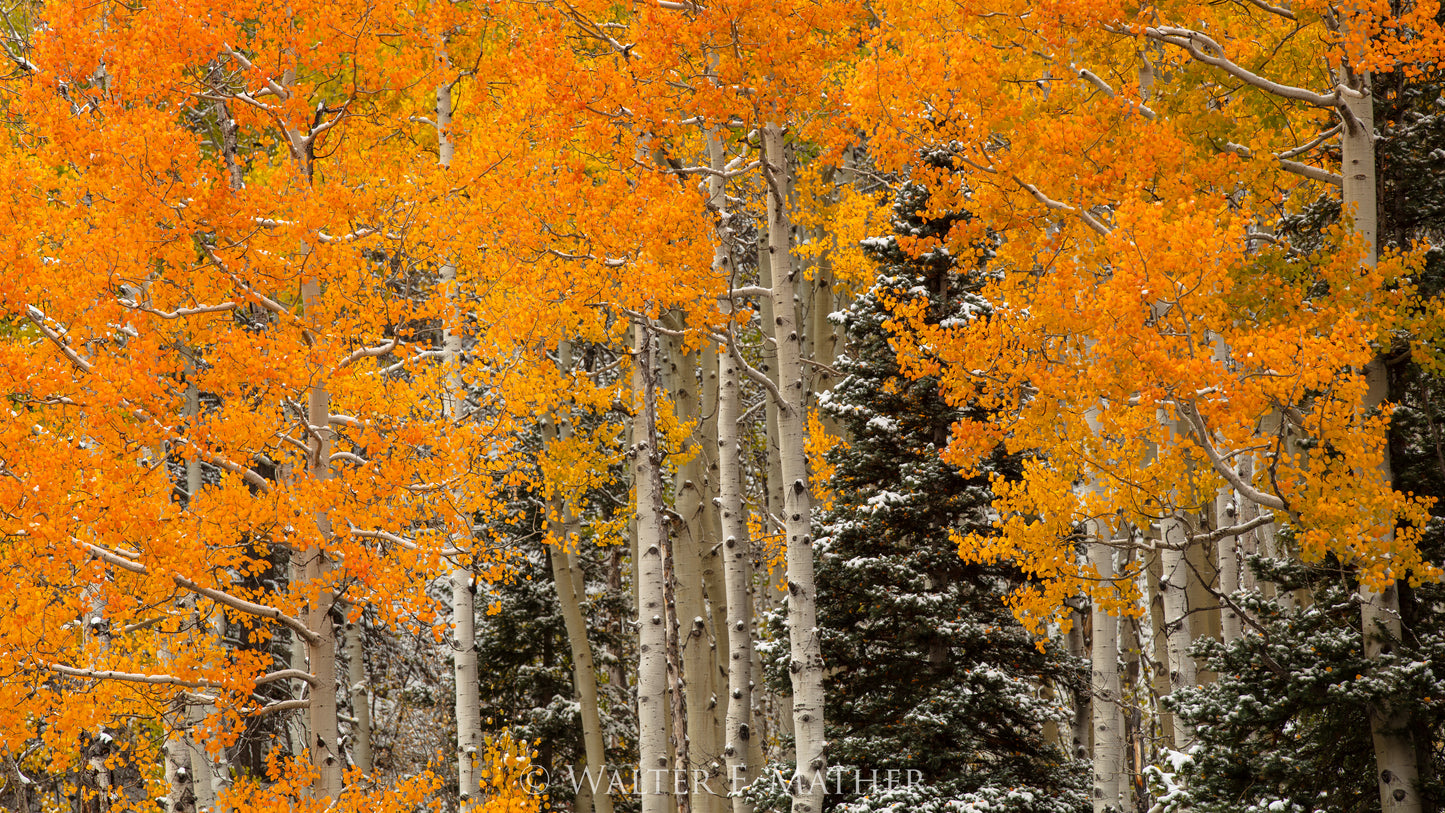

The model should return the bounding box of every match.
[1240,0,1296,21]
[79,541,320,645]
[1177,402,1289,511]
[1223,142,1343,186]
[246,698,311,716]
[1012,177,1112,235]
[1190,511,1276,544]
[220,44,290,102]
[47,663,225,690]
[1280,159,1342,186]
[117,300,239,320]
[1142,26,1339,108]
[334,339,398,372]
[255,669,318,687]
[1074,66,1156,120]
[26,306,95,372]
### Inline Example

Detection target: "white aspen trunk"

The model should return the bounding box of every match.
[345,611,372,774]
[664,329,717,811]
[754,208,796,755]
[1089,536,1126,813]
[718,339,756,813]
[301,276,343,800]
[544,370,615,813]
[1215,484,1242,645]
[287,581,311,762]
[186,623,218,812]
[450,566,481,805]
[1236,457,1259,594]
[762,123,825,813]
[548,542,613,813]
[1211,333,1243,646]
[165,727,191,813]
[435,76,483,810]
[699,341,731,813]
[635,321,673,813]
[1344,77,1422,813]
[1144,546,1176,748]
[757,215,788,549]
[1158,512,1195,750]
[1184,531,1220,683]
[664,519,693,813]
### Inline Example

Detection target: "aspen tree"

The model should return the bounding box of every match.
[762,123,826,813]
[718,331,756,813]
[542,342,615,813]
[635,321,674,813]
[343,611,372,775]
[1088,531,1126,813]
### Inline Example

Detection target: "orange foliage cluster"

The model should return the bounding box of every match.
[0,0,1440,803]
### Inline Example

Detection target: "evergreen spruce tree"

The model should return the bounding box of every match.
[767,166,1089,813]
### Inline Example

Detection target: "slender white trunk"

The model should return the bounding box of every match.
[1089,535,1126,813]
[699,341,730,813]
[287,585,311,762]
[1344,77,1421,813]
[548,541,613,813]
[181,366,224,812]
[451,566,481,805]
[718,338,756,813]
[664,330,716,811]
[301,277,343,800]
[762,123,824,813]
[162,603,193,813]
[635,321,673,813]
[186,621,219,811]
[345,611,372,774]
[663,518,693,813]
[1215,484,1242,644]
[1144,546,1176,747]
[433,76,483,809]
[544,372,615,813]
[1158,512,1195,750]
[1236,457,1259,594]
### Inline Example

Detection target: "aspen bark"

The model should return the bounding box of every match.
[435,77,484,809]
[301,276,343,800]
[762,123,825,813]
[1344,77,1422,813]
[663,518,693,813]
[718,338,756,813]
[181,367,225,811]
[545,347,615,813]
[1158,511,1195,750]
[345,611,372,774]
[162,600,194,813]
[185,613,220,811]
[1144,546,1176,748]
[1215,484,1242,645]
[548,541,613,813]
[699,341,731,813]
[635,321,673,813]
[663,329,718,809]
[287,586,311,763]
[1236,457,1259,594]
[1089,533,1126,813]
